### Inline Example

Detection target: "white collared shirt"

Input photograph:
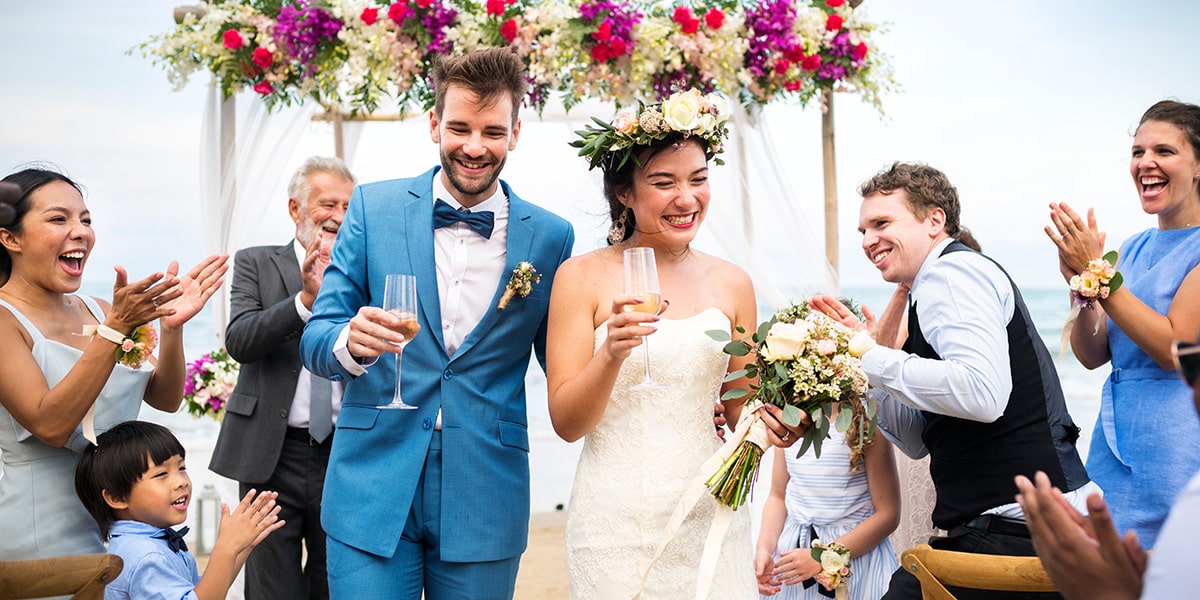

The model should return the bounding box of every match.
[290,239,343,428]
[431,176,509,356]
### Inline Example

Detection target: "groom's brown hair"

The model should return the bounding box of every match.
[431,48,527,126]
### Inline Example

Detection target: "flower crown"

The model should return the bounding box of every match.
[571,88,731,172]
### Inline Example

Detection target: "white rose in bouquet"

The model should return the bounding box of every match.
[761,321,811,362]
[848,330,877,357]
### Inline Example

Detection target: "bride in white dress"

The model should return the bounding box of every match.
[547,91,799,599]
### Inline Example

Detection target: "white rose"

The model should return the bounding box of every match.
[694,113,716,135]
[761,321,811,362]
[661,89,703,132]
[848,330,877,357]
[820,549,850,572]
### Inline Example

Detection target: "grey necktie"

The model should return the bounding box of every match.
[309,372,332,443]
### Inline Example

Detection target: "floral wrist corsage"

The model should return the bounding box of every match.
[1069,250,1123,309]
[811,539,852,593]
[84,322,158,368]
[498,262,540,310]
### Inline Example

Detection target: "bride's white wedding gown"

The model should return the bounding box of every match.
[566,307,757,599]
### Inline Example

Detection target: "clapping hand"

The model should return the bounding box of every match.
[158,255,229,329]
[215,489,285,556]
[1015,471,1145,600]
[106,267,180,332]
[1045,202,1107,282]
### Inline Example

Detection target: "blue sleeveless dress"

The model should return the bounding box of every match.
[0,296,152,559]
[1086,226,1200,549]
[761,428,897,600]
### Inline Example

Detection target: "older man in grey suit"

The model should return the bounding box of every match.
[209,156,355,599]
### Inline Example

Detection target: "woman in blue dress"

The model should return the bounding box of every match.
[1047,100,1200,548]
[0,167,227,559]
[755,404,900,599]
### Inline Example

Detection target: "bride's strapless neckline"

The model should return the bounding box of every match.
[595,305,728,331]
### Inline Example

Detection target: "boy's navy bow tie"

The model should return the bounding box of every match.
[432,199,494,239]
[156,526,189,554]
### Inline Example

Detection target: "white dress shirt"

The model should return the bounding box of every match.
[290,239,343,428]
[863,238,1099,516]
[1142,469,1200,598]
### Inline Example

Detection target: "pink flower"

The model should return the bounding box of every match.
[826,14,844,31]
[487,0,506,16]
[361,7,379,25]
[827,0,845,6]
[704,7,725,29]
[253,81,273,95]
[853,41,869,60]
[388,2,409,24]
[252,47,273,69]
[223,29,244,50]
[121,339,136,352]
[801,54,822,71]
[500,18,519,42]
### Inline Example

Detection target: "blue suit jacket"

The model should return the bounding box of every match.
[300,168,574,561]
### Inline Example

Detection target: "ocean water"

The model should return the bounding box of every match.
[83,281,1108,517]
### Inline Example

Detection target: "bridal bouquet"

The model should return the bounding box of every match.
[182,348,240,421]
[705,300,876,508]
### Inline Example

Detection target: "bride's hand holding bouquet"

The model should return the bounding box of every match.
[705,299,877,509]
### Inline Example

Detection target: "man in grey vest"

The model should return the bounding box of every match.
[209,156,355,599]
[813,162,1096,599]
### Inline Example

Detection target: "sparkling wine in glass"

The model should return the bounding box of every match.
[382,274,420,409]
[624,247,665,389]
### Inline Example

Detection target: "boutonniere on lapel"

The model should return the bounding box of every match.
[498,262,541,310]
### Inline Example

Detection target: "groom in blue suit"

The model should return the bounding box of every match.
[299,48,574,599]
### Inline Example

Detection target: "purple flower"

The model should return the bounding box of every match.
[274,2,344,75]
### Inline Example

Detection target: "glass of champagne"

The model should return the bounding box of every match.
[382,274,420,409]
[624,247,665,389]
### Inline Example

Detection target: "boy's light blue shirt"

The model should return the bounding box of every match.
[105,520,199,600]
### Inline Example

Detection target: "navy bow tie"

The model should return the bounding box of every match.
[156,526,189,554]
[432,199,494,239]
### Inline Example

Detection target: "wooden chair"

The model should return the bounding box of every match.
[0,553,123,600]
[900,544,1056,600]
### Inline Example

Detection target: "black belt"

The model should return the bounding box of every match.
[952,515,1029,539]
[285,426,333,446]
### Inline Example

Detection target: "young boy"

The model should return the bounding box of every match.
[75,421,284,600]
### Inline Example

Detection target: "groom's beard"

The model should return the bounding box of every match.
[439,149,507,201]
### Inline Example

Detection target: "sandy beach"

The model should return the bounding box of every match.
[515,512,570,599]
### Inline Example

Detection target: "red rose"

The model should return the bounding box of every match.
[774,59,790,75]
[388,2,409,24]
[222,29,244,50]
[486,0,505,16]
[853,41,869,60]
[361,7,379,25]
[826,14,843,31]
[609,37,627,57]
[826,0,845,7]
[593,20,612,42]
[704,8,725,29]
[681,17,699,34]
[784,80,802,92]
[416,0,433,8]
[501,18,519,42]
[590,42,609,63]
[252,47,273,69]
[253,81,273,95]
[800,54,821,71]
[784,46,804,63]
[673,6,693,25]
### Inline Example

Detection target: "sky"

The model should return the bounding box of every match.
[2,0,1200,294]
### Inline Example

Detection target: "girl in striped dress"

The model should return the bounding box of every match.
[755,405,901,599]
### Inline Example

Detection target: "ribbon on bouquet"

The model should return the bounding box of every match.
[633,402,771,600]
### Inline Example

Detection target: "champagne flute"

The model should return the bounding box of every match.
[382,274,420,409]
[624,247,665,389]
